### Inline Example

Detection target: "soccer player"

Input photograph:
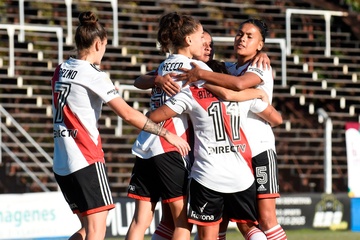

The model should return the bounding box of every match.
[176,18,287,240]
[146,59,282,240]
[51,11,189,240]
[134,27,271,240]
[126,12,213,240]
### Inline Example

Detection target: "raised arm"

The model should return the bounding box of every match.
[107,97,189,156]
[134,72,180,96]
[177,62,262,91]
[204,83,268,102]
[134,72,157,89]
[205,82,280,127]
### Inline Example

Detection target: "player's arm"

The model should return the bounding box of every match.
[177,62,262,91]
[257,104,283,127]
[107,97,189,155]
[205,83,268,102]
[134,71,157,89]
[134,71,180,96]
[146,104,178,124]
[205,83,279,127]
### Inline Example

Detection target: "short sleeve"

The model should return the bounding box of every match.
[250,98,269,113]
[164,86,193,114]
[88,72,120,103]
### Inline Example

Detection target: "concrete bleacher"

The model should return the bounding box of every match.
[0,0,359,196]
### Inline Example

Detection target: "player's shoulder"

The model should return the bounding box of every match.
[65,58,105,74]
[224,61,236,68]
[247,63,273,78]
[84,63,108,78]
[247,63,273,73]
[191,59,212,71]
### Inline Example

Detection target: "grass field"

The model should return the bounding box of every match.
[224,229,360,240]
[108,228,360,240]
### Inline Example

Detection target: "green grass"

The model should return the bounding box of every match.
[108,228,360,240]
[225,229,360,240]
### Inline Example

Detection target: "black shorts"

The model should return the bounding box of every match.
[54,162,115,216]
[128,151,189,203]
[252,149,280,199]
[187,179,258,226]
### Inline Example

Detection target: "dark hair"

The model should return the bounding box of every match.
[75,11,107,52]
[203,28,214,59]
[203,28,213,48]
[239,18,268,42]
[157,12,201,54]
[206,60,229,74]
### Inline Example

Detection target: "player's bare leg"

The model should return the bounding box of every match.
[126,200,157,240]
[258,198,287,240]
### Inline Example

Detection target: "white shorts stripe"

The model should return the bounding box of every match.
[95,162,113,205]
[267,149,278,194]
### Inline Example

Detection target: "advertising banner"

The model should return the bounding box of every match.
[0,192,80,239]
[105,197,163,237]
[351,198,360,231]
[275,193,350,230]
[345,122,360,197]
[104,193,350,238]
[0,192,350,239]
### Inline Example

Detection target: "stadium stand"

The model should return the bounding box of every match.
[0,0,359,197]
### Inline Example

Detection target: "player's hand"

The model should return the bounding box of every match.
[163,132,191,156]
[176,62,202,87]
[154,73,180,96]
[252,52,270,69]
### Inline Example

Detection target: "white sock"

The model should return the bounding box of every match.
[263,224,287,240]
[151,221,174,240]
[245,227,267,240]
[217,231,226,240]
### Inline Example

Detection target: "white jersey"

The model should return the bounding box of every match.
[165,85,268,193]
[132,54,212,159]
[52,58,119,176]
[226,61,276,156]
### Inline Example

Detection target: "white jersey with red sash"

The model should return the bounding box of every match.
[132,54,212,159]
[165,84,268,193]
[51,58,119,176]
[226,61,276,156]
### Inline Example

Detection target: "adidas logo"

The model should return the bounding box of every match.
[257,184,267,192]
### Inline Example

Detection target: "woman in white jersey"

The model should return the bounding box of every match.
[130,28,215,240]
[146,58,282,240]
[134,28,270,240]
[176,18,287,240]
[51,11,189,240]
[125,12,214,240]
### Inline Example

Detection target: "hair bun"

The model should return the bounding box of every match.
[79,11,98,26]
